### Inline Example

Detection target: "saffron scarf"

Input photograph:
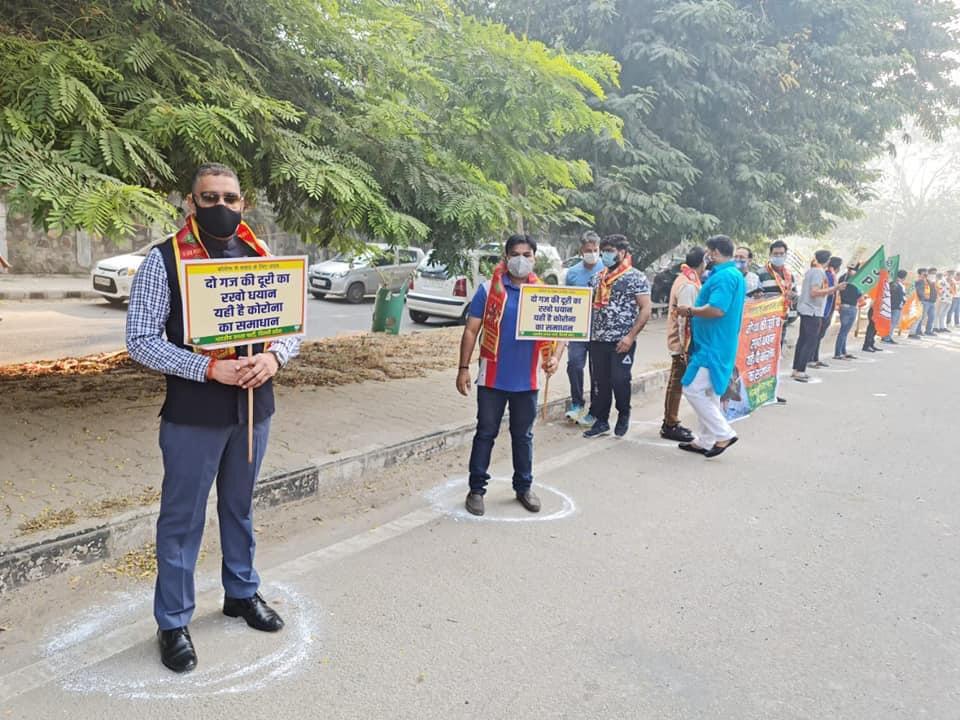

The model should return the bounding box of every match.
[593,255,633,309]
[173,216,270,359]
[479,263,547,362]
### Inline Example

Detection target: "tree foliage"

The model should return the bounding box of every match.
[460,0,960,264]
[0,0,619,261]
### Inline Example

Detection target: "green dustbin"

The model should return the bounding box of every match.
[371,286,406,335]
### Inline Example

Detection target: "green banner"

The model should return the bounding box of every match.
[849,246,886,293]
[885,254,900,280]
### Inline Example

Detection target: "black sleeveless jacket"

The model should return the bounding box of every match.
[155,237,275,426]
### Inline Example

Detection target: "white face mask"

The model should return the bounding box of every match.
[582,251,599,265]
[507,255,535,278]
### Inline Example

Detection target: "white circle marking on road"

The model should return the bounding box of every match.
[426,476,576,523]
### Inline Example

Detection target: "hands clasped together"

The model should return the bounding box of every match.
[209,352,279,390]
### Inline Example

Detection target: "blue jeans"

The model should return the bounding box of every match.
[884,308,902,340]
[566,341,589,407]
[155,419,271,630]
[950,298,960,326]
[468,387,538,496]
[834,305,857,357]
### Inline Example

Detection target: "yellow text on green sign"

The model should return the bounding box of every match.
[515,285,593,341]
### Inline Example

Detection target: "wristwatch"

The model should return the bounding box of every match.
[269,350,284,369]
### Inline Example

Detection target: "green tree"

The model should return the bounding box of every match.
[460,0,960,264]
[0,0,619,261]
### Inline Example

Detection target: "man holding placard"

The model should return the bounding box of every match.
[127,163,302,673]
[457,235,561,517]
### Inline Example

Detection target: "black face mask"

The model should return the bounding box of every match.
[194,204,242,240]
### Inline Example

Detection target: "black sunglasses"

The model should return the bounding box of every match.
[195,191,243,207]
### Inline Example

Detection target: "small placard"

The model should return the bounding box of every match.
[515,285,593,341]
[181,256,307,348]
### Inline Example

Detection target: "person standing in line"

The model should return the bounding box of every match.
[883,270,908,344]
[563,231,604,426]
[660,246,706,443]
[934,270,951,332]
[675,235,745,458]
[458,235,561,517]
[948,269,960,327]
[861,300,883,353]
[922,267,938,336]
[126,163,301,674]
[757,240,795,403]
[833,262,862,358]
[792,250,847,382]
[583,235,652,439]
[909,268,930,339]
[733,246,762,296]
[811,256,842,368]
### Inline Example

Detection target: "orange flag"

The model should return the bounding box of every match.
[870,269,892,338]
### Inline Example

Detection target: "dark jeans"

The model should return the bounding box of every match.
[813,313,832,362]
[588,340,636,423]
[862,310,877,350]
[468,386,538,496]
[793,314,822,372]
[949,298,960,326]
[834,305,857,356]
[566,341,589,407]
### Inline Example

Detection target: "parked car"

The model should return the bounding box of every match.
[406,241,565,324]
[91,238,167,304]
[308,244,424,303]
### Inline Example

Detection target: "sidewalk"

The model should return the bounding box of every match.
[0,274,100,300]
[0,322,672,590]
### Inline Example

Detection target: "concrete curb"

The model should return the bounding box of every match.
[0,290,102,300]
[0,367,669,594]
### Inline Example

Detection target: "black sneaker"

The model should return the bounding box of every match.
[660,423,694,442]
[614,414,630,437]
[583,421,610,438]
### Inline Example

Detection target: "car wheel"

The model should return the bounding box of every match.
[310,291,327,300]
[346,282,365,304]
[105,297,126,306]
[408,309,430,324]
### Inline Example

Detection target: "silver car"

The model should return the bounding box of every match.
[308,243,425,303]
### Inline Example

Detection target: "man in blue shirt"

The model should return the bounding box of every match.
[676,235,745,458]
[563,231,604,425]
[457,235,561,517]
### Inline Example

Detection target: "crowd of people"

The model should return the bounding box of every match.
[456,230,957,518]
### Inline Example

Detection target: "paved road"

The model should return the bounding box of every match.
[0,296,457,364]
[2,333,958,718]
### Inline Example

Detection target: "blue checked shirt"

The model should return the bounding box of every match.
[126,248,301,382]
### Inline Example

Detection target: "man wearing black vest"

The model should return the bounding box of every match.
[126,163,301,673]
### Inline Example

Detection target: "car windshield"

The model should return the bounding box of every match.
[417,259,450,279]
[133,241,158,256]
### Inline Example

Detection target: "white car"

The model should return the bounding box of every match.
[91,239,165,304]
[406,241,564,324]
[308,243,424,303]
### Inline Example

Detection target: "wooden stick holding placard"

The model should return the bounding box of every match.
[539,341,558,421]
[248,342,255,464]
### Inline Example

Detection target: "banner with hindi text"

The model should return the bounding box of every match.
[723,296,785,421]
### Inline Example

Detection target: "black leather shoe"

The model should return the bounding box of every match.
[223,592,284,632]
[158,626,197,673]
[516,491,541,513]
[678,442,707,455]
[465,492,485,516]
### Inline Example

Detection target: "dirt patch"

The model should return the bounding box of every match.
[84,486,162,518]
[17,508,78,535]
[101,543,157,581]
[0,329,463,411]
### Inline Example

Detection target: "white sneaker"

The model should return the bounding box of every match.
[577,412,597,427]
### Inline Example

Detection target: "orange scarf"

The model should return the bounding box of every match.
[479,263,547,361]
[593,255,633,309]
[679,263,701,288]
[173,216,270,359]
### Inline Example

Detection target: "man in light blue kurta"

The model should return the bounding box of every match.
[677,236,745,457]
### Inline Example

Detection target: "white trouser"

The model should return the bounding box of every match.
[682,367,736,449]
